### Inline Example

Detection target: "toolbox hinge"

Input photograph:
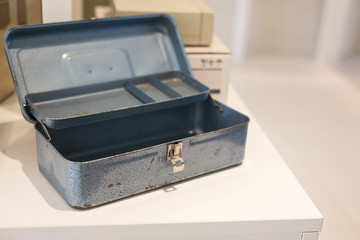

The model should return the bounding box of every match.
[40,120,51,141]
[210,94,223,113]
[167,142,184,173]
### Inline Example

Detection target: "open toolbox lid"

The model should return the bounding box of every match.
[5,14,209,129]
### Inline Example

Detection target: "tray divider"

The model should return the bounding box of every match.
[124,81,156,104]
[148,77,182,99]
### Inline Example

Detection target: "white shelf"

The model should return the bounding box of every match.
[229,57,360,240]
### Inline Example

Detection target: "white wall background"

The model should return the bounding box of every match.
[204,0,247,62]
[205,0,360,65]
[247,0,323,58]
[205,0,323,59]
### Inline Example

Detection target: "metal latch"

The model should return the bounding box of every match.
[167,142,184,173]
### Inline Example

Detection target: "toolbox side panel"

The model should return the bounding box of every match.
[37,130,87,207]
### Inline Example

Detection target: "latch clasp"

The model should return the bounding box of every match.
[167,142,184,173]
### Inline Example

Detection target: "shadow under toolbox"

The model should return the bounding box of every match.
[5,15,250,208]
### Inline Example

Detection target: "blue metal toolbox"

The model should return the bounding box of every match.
[5,15,249,208]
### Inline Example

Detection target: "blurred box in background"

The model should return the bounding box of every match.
[112,0,214,46]
[0,0,16,102]
[185,36,231,102]
[0,0,41,102]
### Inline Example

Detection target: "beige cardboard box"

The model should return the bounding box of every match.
[112,0,213,46]
[0,0,16,102]
[185,36,231,102]
[0,0,41,102]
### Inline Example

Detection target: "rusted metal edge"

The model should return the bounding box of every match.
[212,121,250,134]
[73,203,93,209]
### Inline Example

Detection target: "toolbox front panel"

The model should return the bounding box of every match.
[36,124,247,208]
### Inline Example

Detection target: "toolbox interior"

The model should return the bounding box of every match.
[36,97,249,162]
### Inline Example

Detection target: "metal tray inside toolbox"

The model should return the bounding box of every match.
[26,71,208,129]
[5,15,208,128]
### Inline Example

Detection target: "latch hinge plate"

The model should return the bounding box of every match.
[167,142,184,173]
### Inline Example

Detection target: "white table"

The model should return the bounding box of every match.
[0,85,322,240]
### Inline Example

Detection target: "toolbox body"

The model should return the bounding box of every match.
[5,15,249,208]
